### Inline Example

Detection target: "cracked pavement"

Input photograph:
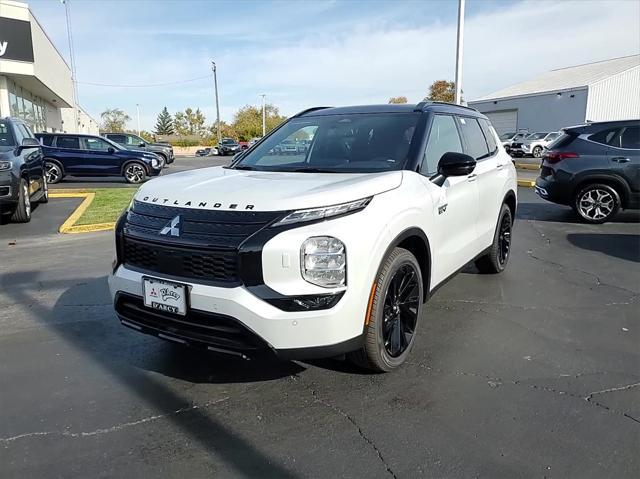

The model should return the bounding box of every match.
[1,187,639,478]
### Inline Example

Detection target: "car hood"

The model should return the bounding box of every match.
[0,146,15,158]
[150,142,171,149]
[135,166,403,212]
[118,149,157,159]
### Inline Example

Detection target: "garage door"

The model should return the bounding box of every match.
[484,110,518,135]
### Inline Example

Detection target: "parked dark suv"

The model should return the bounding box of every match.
[535,120,639,223]
[104,133,174,165]
[35,133,163,184]
[0,118,48,223]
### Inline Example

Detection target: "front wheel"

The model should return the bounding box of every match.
[45,161,63,184]
[39,174,49,204]
[11,178,32,223]
[475,203,513,274]
[532,146,543,158]
[348,247,423,372]
[124,162,147,184]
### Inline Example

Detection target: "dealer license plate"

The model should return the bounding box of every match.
[143,277,187,316]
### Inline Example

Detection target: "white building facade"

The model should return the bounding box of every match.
[0,0,98,134]
[469,55,640,134]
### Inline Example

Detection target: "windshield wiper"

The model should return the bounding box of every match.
[290,168,336,173]
[233,165,255,170]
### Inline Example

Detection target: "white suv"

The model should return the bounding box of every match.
[109,103,517,372]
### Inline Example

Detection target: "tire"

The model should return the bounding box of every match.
[123,162,147,184]
[157,153,168,168]
[39,173,49,204]
[348,247,423,372]
[475,203,513,274]
[532,146,543,158]
[11,178,32,223]
[574,183,620,224]
[44,160,63,184]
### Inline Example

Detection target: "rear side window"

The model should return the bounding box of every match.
[108,134,127,144]
[478,119,498,153]
[458,117,490,160]
[547,132,576,149]
[619,126,640,149]
[422,115,463,175]
[589,128,619,145]
[57,136,80,149]
[39,135,54,146]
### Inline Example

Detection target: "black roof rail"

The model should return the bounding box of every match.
[293,106,332,117]
[422,101,479,113]
[413,101,428,112]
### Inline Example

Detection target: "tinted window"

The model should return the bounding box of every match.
[39,135,54,146]
[478,119,498,153]
[458,117,490,160]
[422,115,463,175]
[84,137,112,151]
[619,126,640,149]
[108,134,127,144]
[57,136,81,149]
[589,128,619,145]
[126,135,143,146]
[0,121,15,147]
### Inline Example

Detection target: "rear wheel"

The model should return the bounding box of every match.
[11,178,31,223]
[124,162,147,184]
[475,203,513,274]
[45,161,63,184]
[574,183,620,224]
[348,248,423,372]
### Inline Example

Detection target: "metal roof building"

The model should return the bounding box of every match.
[468,55,640,134]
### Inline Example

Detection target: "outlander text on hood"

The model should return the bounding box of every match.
[109,102,518,372]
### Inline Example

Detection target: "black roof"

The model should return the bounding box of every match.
[297,102,483,117]
[564,119,640,131]
[35,132,103,138]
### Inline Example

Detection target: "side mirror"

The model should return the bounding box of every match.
[438,152,476,177]
[107,147,115,154]
[139,142,146,147]
[21,137,41,149]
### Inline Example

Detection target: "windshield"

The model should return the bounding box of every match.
[233,112,420,173]
[221,138,237,145]
[0,121,15,148]
[499,132,515,140]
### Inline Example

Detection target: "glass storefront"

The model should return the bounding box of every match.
[7,78,47,133]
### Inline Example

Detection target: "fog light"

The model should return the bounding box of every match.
[301,236,346,287]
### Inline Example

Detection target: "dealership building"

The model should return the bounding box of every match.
[469,55,640,134]
[0,0,98,134]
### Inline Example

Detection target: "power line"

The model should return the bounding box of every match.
[76,74,213,88]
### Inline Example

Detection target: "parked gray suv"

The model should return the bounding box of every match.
[535,120,639,223]
[104,133,174,166]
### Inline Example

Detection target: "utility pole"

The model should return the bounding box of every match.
[136,104,141,135]
[261,94,266,137]
[454,0,465,105]
[212,61,221,145]
[62,0,79,132]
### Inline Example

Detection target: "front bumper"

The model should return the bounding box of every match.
[0,172,18,205]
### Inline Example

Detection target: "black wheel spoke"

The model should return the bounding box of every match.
[381,262,420,358]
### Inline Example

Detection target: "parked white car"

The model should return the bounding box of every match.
[511,131,561,158]
[109,103,517,372]
[498,131,528,153]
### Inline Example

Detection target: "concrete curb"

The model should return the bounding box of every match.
[514,163,541,171]
[49,191,115,234]
[517,179,536,188]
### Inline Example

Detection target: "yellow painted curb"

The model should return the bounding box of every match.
[517,179,536,188]
[49,192,96,233]
[514,163,541,171]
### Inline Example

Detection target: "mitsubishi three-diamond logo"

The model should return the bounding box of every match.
[159,215,182,236]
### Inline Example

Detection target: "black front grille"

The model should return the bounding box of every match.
[119,201,285,284]
[512,142,522,148]
[115,293,268,352]
[124,238,238,282]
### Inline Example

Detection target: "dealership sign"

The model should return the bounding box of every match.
[0,17,34,62]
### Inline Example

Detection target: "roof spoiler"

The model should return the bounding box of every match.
[293,107,332,117]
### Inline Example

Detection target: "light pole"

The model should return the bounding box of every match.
[62,0,79,132]
[261,94,266,137]
[212,61,222,145]
[136,103,141,135]
[454,0,465,105]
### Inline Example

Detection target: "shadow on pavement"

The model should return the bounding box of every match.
[567,233,640,263]
[3,271,301,478]
[517,202,640,224]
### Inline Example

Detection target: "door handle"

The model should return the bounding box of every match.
[611,157,630,163]
[496,163,504,170]
[467,174,478,182]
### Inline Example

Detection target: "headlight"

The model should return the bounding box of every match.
[151,158,160,168]
[274,197,371,226]
[0,161,12,171]
[301,236,346,287]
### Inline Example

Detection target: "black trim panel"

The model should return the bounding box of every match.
[275,334,364,360]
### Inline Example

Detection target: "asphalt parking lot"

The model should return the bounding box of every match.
[1,185,639,478]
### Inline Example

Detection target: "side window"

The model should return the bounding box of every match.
[458,117,490,160]
[108,134,127,144]
[421,115,463,175]
[40,135,54,146]
[619,126,640,149]
[589,128,619,145]
[83,137,112,151]
[478,119,498,154]
[56,136,81,149]
[126,135,143,146]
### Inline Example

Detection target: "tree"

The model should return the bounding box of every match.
[154,107,174,135]
[231,104,287,141]
[388,96,408,104]
[173,107,206,136]
[100,108,130,132]
[424,80,456,103]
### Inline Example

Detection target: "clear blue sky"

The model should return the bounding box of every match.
[28,0,640,131]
